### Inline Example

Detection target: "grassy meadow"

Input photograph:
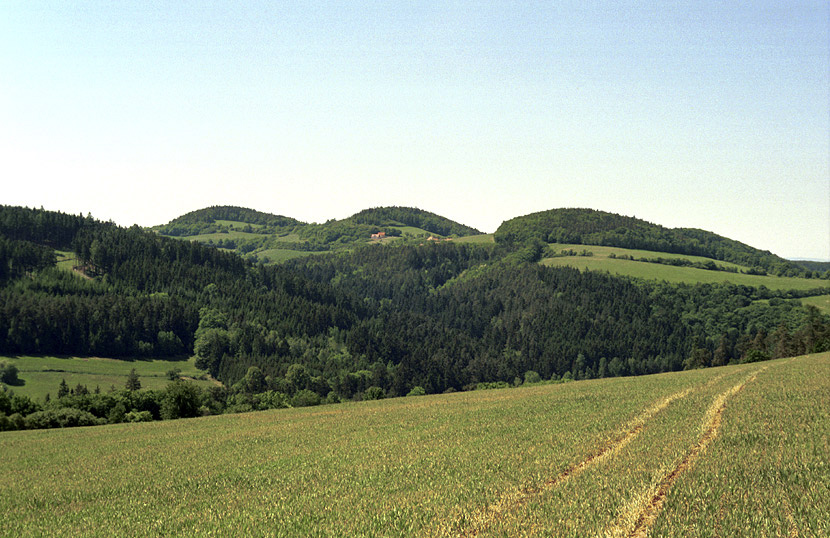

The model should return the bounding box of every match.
[454,233,495,244]
[253,248,329,263]
[0,355,214,400]
[541,243,827,292]
[1,354,826,537]
[800,294,830,315]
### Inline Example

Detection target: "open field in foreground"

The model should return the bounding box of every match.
[0,355,213,400]
[1,354,827,537]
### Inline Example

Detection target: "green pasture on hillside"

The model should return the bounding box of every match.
[547,243,747,271]
[390,225,433,237]
[1,354,826,537]
[54,250,77,271]
[454,233,495,244]
[178,230,264,243]
[212,220,266,230]
[0,356,214,400]
[542,251,826,292]
[800,294,830,315]
[251,248,328,263]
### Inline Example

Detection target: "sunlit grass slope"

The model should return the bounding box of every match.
[454,233,495,244]
[1,354,826,537]
[0,356,213,400]
[800,294,830,315]
[541,243,827,292]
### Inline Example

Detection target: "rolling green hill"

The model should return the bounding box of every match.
[496,208,807,277]
[152,205,483,263]
[346,206,482,236]
[158,205,301,231]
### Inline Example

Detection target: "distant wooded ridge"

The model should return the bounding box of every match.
[150,205,816,276]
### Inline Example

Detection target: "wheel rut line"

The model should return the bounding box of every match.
[451,386,696,538]
[783,498,798,538]
[625,367,766,538]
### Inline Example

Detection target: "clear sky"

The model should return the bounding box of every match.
[2,1,828,259]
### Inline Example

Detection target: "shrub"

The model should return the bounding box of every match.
[161,381,203,420]
[255,390,290,410]
[0,362,20,385]
[363,386,385,400]
[406,386,426,397]
[474,381,511,390]
[291,389,321,407]
[742,349,769,364]
[8,413,25,430]
[124,410,153,423]
[25,408,103,429]
[0,389,10,415]
[524,370,542,384]
[108,402,127,424]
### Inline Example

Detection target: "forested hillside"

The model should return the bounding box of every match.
[154,205,301,237]
[3,204,830,432]
[495,208,808,276]
[347,206,482,236]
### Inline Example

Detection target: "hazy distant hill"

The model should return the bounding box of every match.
[495,208,804,276]
[154,205,301,237]
[152,205,483,262]
[793,260,830,273]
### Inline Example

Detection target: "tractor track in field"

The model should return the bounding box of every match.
[450,385,698,538]
[624,367,766,538]
[783,499,798,538]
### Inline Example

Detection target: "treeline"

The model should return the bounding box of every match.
[793,259,830,275]
[279,243,830,393]
[155,206,300,237]
[0,205,95,248]
[0,206,359,368]
[1,269,195,357]
[3,205,830,420]
[162,205,301,228]
[0,367,332,432]
[495,208,810,277]
[0,236,55,282]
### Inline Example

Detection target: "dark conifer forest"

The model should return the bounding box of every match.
[2,204,830,430]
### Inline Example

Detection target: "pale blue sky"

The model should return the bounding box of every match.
[2,1,828,259]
